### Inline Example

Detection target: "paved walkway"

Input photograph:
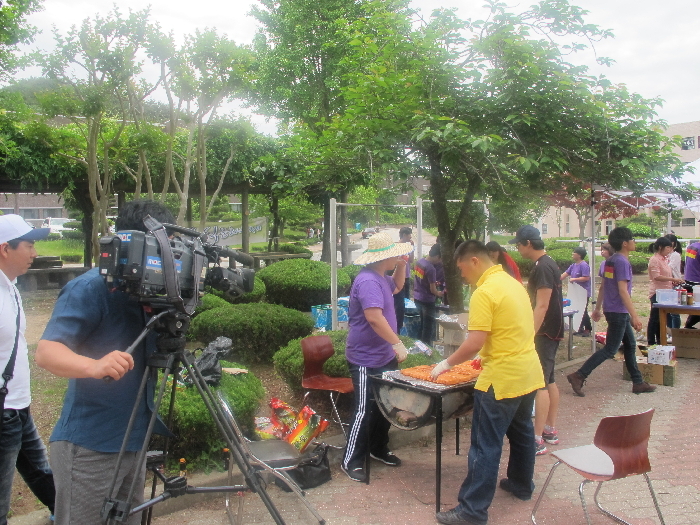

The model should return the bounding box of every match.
[142,357,699,524]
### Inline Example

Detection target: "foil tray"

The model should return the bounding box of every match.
[382,370,471,391]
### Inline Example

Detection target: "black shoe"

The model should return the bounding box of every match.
[499,478,532,501]
[370,450,401,466]
[435,508,485,525]
[341,463,367,482]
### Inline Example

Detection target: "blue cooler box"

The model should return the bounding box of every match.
[311,303,349,331]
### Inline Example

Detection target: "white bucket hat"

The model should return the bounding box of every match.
[353,232,413,265]
[0,214,50,244]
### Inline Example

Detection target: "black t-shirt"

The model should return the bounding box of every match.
[527,254,564,339]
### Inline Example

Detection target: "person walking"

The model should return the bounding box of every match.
[647,237,682,345]
[341,232,412,482]
[561,247,592,336]
[431,240,544,525]
[511,226,563,456]
[567,227,656,397]
[393,227,414,333]
[0,215,55,524]
[413,243,444,344]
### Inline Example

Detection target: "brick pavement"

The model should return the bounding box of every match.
[144,357,700,524]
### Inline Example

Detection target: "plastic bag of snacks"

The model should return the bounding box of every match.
[269,398,297,435]
[254,417,284,440]
[284,406,329,452]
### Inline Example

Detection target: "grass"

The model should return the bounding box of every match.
[34,239,84,258]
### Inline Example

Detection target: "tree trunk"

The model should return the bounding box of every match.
[268,195,280,252]
[321,197,331,263]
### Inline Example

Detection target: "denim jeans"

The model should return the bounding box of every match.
[454,387,537,524]
[414,299,436,344]
[343,358,398,470]
[393,282,407,332]
[0,408,55,524]
[579,311,643,383]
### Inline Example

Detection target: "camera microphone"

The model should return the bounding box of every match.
[219,248,255,267]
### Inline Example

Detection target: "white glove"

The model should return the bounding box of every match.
[392,342,408,363]
[430,359,453,380]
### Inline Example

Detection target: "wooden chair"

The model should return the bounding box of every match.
[531,408,665,525]
[300,335,354,439]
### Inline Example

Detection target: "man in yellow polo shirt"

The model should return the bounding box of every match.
[431,240,544,525]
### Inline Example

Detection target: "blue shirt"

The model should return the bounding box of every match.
[43,269,162,453]
[346,268,397,368]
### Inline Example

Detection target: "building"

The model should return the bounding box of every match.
[0,193,67,227]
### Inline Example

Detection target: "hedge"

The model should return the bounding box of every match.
[511,247,650,276]
[207,276,266,305]
[339,264,362,287]
[189,303,314,363]
[257,258,351,311]
[273,330,439,392]
[195,293,230,315]
[158,360,265,469]
[60,254,82,263]
[62,230,85,241]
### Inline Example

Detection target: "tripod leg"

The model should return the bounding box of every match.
[179,353,288,525]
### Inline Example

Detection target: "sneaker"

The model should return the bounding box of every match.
[542,427,559,445]
[567,371,586,397]
[632,381,657,394]
[341,463,367,482]
[535,437,548,456]
[370,450,401,466]
[436,508,485,525]
[499,478,532,501]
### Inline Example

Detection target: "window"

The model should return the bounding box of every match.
[672,219,681,228]
[565,223,570,234]
[542,224,548,234]
[682,136,696,150]
[682,218,696,228]
[605,220,613,235]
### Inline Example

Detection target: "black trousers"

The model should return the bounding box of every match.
[342,358,398,470]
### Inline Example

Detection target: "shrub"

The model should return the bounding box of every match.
[278,243,313,256]
[257,259,351,311]
[189,303,314,363]
[60,254,82,263]
[159,360,265,468]
[207,276,266,305]
[64,220,82,230]
[273,330,439,392]
[339,264,362,288]
[628,251,650,274]
[195,293,230,315]
[62,230,85,241]
[47,233,61,241]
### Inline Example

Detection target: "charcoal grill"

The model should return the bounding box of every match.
[370,371,477,512]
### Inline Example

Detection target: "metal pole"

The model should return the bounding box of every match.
[590,192,597,355]
[330,198,338,331]
[416,197,423,260]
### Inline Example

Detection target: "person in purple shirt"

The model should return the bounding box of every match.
[567,228,656,397]
[683,241,700,328]
[342,232,413,483]
[413,244,444,344]
[561,247,592,336]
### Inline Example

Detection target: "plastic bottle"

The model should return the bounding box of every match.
[688,293,694,306]
[681,289,688,305]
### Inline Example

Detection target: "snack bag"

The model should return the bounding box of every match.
[284,406,330,452]
[254,417,280,440]
[269,398,298,436]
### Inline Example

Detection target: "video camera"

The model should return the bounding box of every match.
[98,216,255,315]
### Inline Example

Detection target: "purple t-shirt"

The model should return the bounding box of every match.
[346,268,397,367]
[685,242,700,282]
[566,261,591,297]
[601,253,633,313]
[413,258,437,303]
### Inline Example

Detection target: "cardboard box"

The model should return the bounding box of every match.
[622,356,676,386]
[647,345,676,365]
[670,328,700,359]
[437,313,468,346]
[433,339,461,358]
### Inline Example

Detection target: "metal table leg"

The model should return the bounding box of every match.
[435,396,443,513]
[455,418,460,455]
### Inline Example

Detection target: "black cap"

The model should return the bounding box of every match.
[509,225,541,244]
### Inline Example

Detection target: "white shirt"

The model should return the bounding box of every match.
[0,269,30,409]
[668,251,682,279]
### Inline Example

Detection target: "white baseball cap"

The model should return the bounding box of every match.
[0,214,51,244]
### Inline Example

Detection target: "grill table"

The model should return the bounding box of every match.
[370,371,476,512]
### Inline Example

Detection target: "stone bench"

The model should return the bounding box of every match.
[17,267,91,292]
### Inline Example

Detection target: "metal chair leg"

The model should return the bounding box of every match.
[531,461,561,524]
[644,473,666,525]
[593,475,666,525]
[579,479,594,525]
[328,391,349,439]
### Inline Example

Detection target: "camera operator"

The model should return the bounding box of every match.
[35,200,175,525]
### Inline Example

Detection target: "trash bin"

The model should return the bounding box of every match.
[403,313,421,339]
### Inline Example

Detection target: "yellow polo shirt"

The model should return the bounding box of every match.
[470,265,545,399]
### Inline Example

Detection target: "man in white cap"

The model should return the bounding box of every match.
[0,214,54,524]
[341,232,413,483]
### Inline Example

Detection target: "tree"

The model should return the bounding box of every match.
[331,0,685,310]
[0,0,41,79]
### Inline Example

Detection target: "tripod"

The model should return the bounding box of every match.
[99,308,287,525]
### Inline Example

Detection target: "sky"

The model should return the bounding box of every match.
[20,0,700,135]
